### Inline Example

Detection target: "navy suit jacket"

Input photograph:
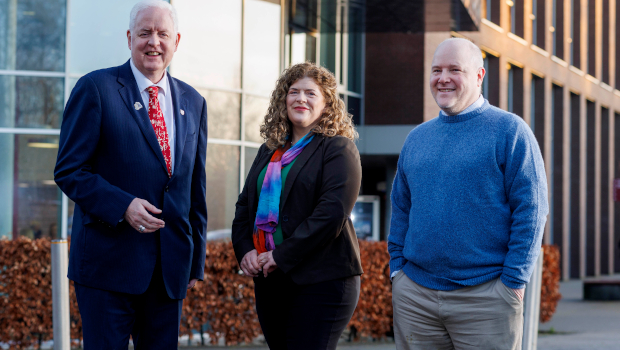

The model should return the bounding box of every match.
[55,60,208,300]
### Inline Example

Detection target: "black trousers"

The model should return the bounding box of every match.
[74,257,182,350]
[254,270,361,350]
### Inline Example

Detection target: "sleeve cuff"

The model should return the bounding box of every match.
[389,257,407,276]
[500,274,526,289]
[390,270,400,281]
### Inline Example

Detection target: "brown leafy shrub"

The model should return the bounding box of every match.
[0,238,561,347]
[181,240,262,345]
[540,244,562,323]
[0,237,81,349]
[348,240,392,339]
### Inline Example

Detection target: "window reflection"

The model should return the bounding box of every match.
[319,0,337,73]
[0,0,66,71]
[0,134,61,239]
[0,76,64,129]
[205,144,239,232]
[198,89,241,140]
[287,0,318,65]
[244,0,281,96]
[172,0,242,90]
[244,96,269,144]
[68,0,142,75]
[291,0,317,30]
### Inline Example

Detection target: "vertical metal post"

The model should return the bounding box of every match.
[522,249,544,350]
[51,240,71,350]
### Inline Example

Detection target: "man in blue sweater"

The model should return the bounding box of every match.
[389,38,548,349]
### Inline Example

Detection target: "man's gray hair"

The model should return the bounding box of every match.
[129,0,179,33]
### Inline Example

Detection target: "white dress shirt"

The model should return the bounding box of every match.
[130,59,175,174]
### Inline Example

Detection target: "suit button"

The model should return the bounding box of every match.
[165,186,169,192]
[282,215,288,222]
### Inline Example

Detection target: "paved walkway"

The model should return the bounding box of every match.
[191,278,620,350]
[537,277,620,350]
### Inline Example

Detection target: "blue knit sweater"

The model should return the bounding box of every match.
[388,100,548,290]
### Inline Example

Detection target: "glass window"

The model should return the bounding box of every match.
[0,0,66,72]
[244,0,281,96]
[205,144,239,233]
[199,89,240,140]
[290,32,317,65]
[339,6,344,84]
[347,4,363,93]
[68,0,142,75]
[0,134,62,239]
[0,76,64,129]
[67,198,75,238]
[244,146,260,180]
[348,95,361,125]
[68,77,79,96]
[172,0,242,90]
[319,0,337,73]
[287,0,318,66]
[508,65,514,113]
[291,0,317,30]
[244,96,269,143]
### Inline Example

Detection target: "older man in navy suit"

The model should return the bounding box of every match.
[54,1,207,348]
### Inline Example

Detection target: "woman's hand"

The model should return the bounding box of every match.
[258,251,278,277]
[240,249,262,277]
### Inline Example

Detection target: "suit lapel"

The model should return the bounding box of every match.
[279,135,322,212]
[117,60,168,175]
[168,75,187,177]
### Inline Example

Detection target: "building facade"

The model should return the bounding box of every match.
[0,0,364,241]
[1,0,618,280]
[361,0,620,280]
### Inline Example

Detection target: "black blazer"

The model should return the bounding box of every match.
[232,134,363,285]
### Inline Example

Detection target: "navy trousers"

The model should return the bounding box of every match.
[74,257,182,350]
[254,270,360,350]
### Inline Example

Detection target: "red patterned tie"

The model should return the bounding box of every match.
[147,86,172,177]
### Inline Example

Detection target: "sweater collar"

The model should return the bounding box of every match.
[439,98,489,123]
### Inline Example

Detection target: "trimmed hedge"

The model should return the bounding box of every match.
[0,238,560,348]
[540,244,562,323]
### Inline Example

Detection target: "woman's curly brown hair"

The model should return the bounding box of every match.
[260,62,358,150]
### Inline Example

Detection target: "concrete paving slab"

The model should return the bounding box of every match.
[538,278,620,350]
[178,278,620,350]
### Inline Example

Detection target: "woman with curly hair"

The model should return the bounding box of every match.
[231,62,363,349]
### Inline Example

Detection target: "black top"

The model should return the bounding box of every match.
[232,135,363,285]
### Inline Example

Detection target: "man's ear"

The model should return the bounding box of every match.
[477,67,486,87]
[127,30,132,50]
[174,32,181,52]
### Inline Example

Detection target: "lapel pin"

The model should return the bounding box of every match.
[134,102,143,110]
[180,109,185,115]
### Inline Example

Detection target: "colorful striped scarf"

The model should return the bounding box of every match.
[253,133,315,253]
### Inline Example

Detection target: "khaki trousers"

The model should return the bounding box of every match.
[392,272,523,350]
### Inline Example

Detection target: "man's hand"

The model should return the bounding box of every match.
[512,288,525,301]
[257,251,277,278]
[240,249,262,277]
[124,198,165,233]
[187,279,198,290]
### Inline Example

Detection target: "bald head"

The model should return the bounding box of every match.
[434,38,484,71]
[430,38,486,115]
